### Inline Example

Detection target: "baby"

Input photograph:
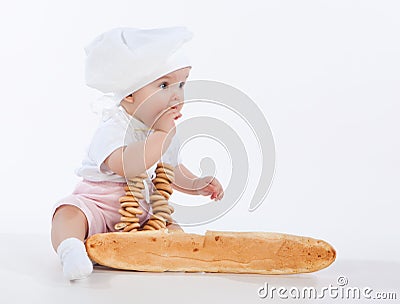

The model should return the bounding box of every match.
[51,27,224,280]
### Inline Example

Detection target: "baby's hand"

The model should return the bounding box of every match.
[192,176,224,201]
[152,106,182,135]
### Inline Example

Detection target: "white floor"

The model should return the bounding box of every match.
[1,233,399,304]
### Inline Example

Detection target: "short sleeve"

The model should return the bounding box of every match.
[88,122,128,174]
[160,132,184,168]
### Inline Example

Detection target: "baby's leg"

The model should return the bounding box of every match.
[51,205,88,250]
[51,205,93,280]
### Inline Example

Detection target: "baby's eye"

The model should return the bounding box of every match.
[159,82,169,89]
[179,82,185,88]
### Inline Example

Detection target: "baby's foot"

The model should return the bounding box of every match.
[57,237,93,280]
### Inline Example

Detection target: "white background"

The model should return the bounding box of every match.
[0,0,399,268]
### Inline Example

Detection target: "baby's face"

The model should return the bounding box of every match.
[132,67,191,127]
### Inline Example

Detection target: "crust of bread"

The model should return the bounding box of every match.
[85,230,336,274]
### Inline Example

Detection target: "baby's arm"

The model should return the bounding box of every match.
[105,107,178,179]
[105,130,174,179]
[171,164,198,195]
[172,163,224,201]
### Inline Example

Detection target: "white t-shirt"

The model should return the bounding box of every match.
[75,105,183,183]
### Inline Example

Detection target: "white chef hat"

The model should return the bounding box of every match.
[84,26,193,120]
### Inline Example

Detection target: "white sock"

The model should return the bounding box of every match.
[57,237,93,280]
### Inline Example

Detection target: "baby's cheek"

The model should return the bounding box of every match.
[154,106,168,118]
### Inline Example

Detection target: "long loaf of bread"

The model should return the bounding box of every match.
[85,230,336,274]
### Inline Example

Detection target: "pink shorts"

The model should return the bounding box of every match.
[52,179,152,239]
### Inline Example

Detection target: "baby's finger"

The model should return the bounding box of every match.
[207,186,218,193]
[163,108,178,116]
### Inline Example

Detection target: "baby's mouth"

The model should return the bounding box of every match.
[174,113,182,120]
[171,106,182,120]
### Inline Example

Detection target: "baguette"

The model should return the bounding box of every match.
[85,230,336,274]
